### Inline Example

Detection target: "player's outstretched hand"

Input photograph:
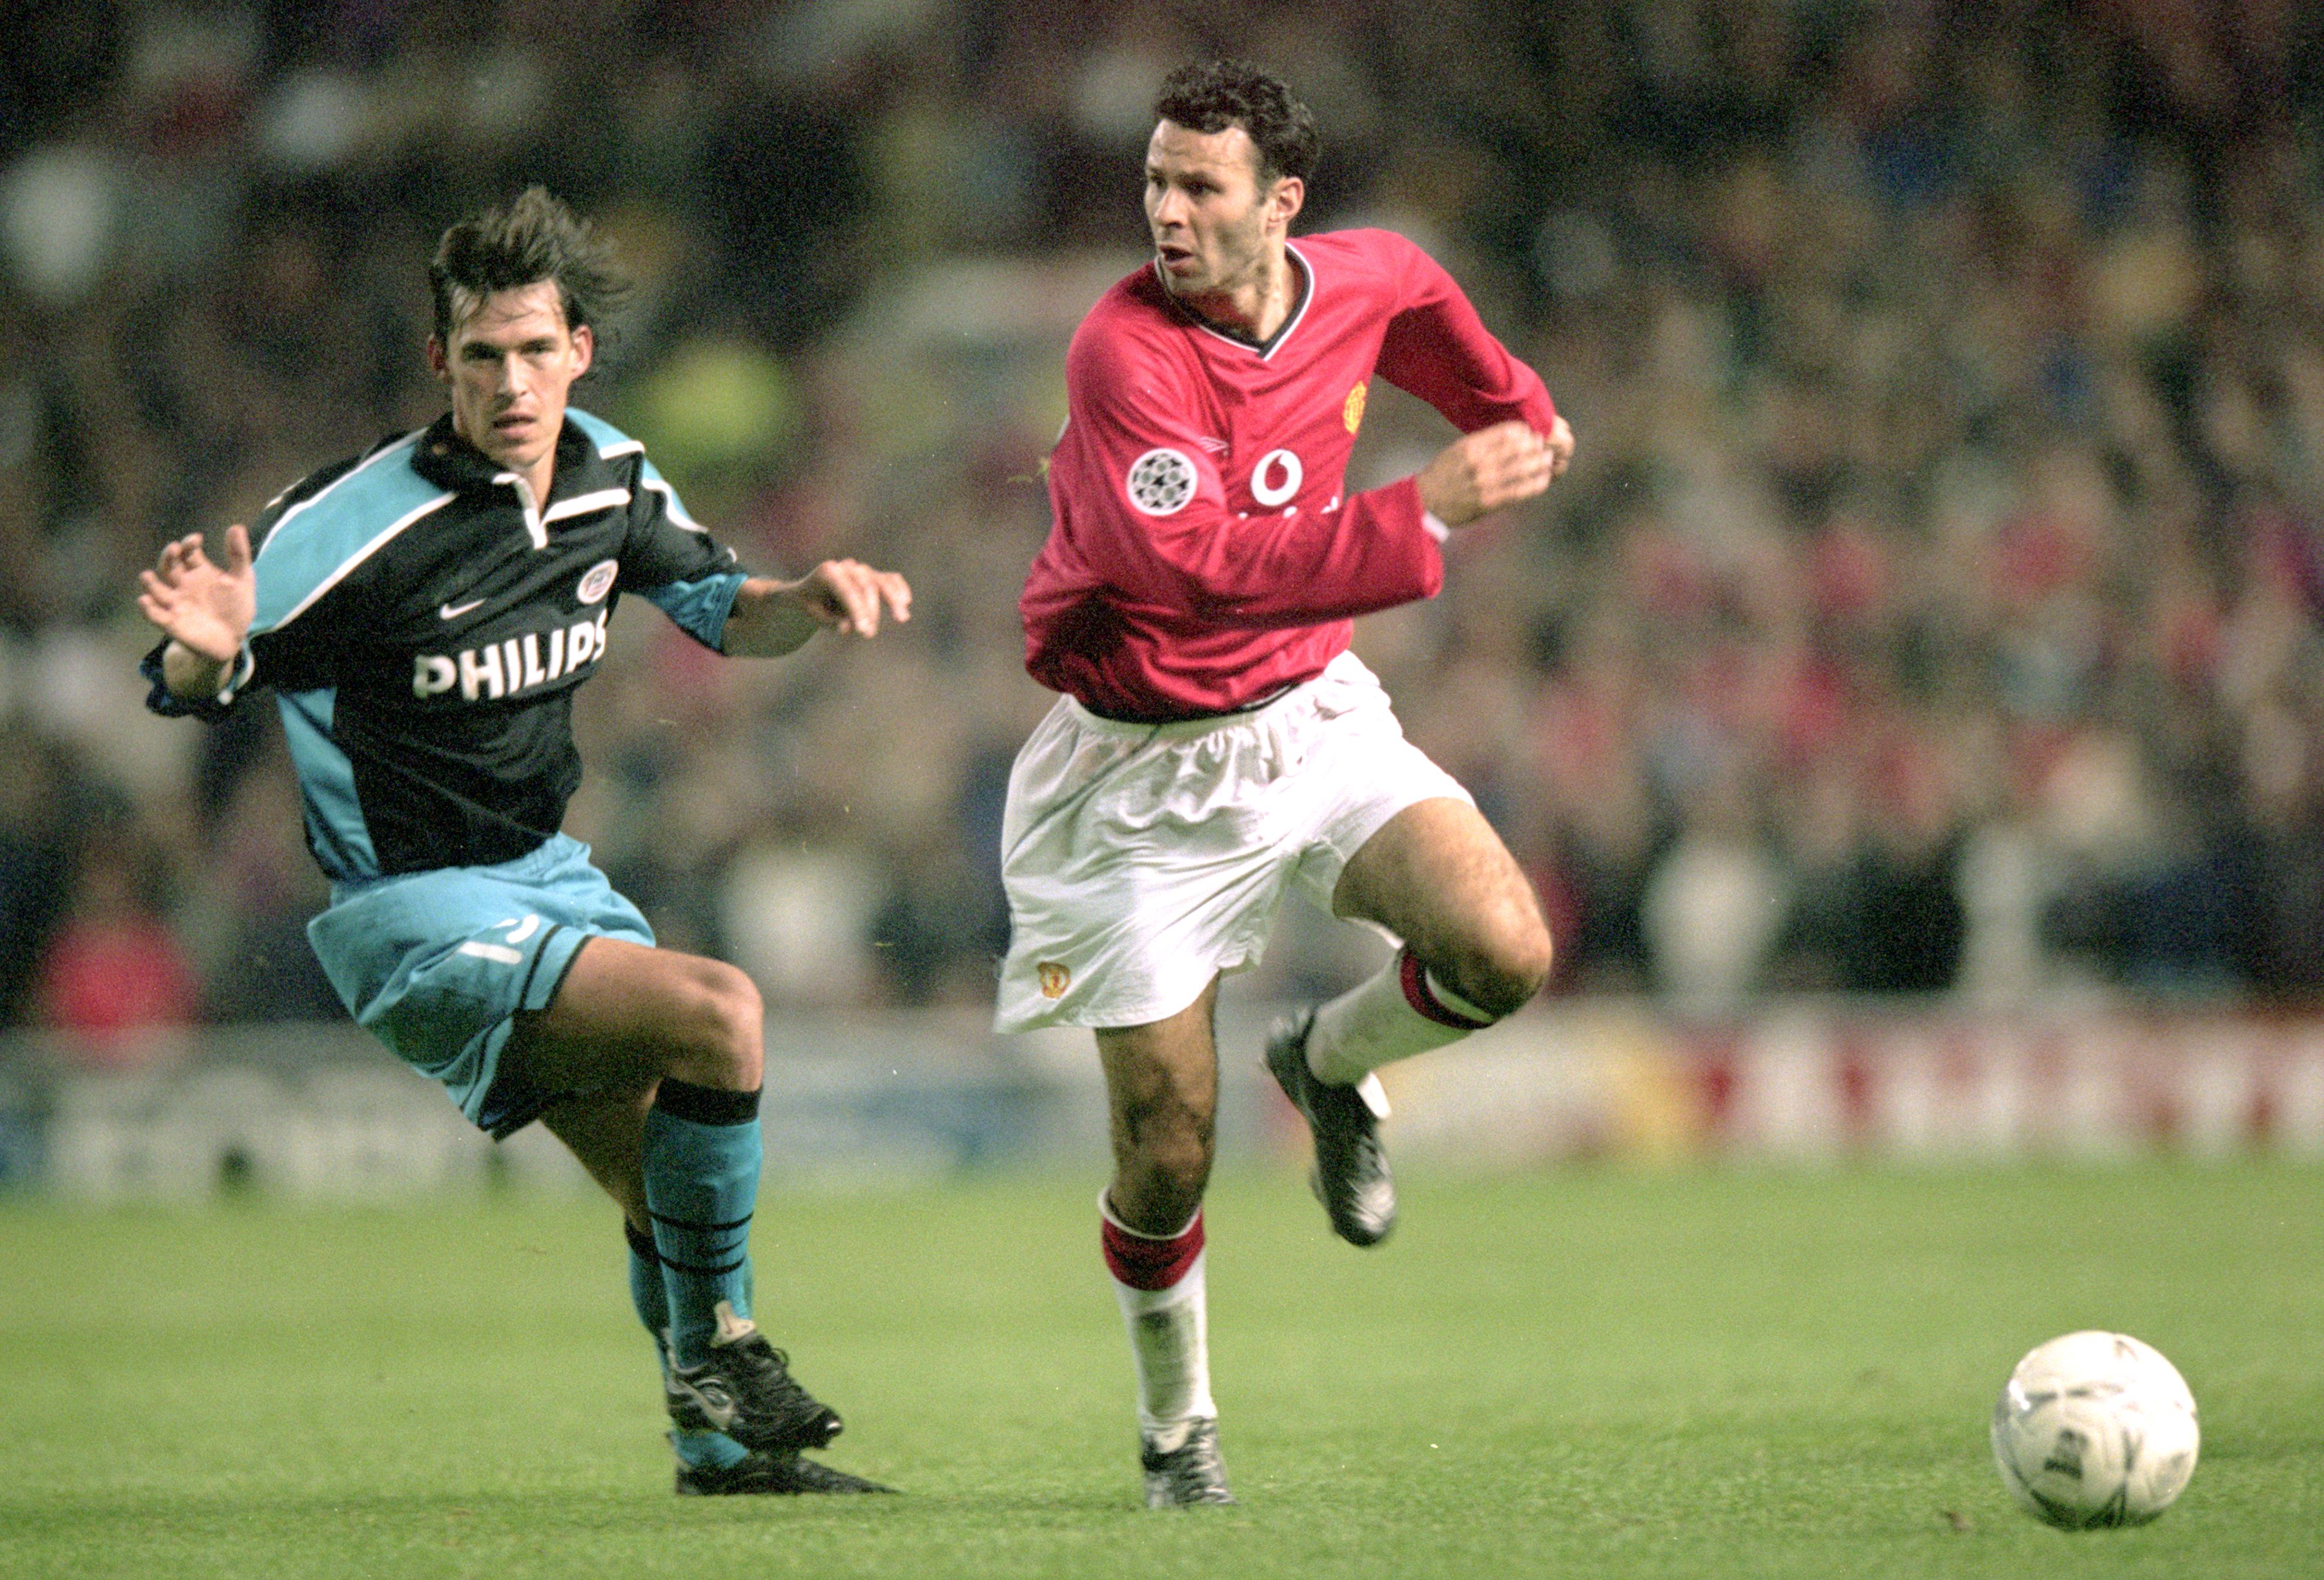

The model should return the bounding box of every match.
[784,558,913,638]
[1416,418,1571,528]
[137,524,255,663]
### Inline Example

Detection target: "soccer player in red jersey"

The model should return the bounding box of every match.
[996,61,1575,1506]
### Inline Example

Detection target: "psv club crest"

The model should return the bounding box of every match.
[577,559,619,604]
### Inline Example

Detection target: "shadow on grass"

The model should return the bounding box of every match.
[0,1479,1207,1540]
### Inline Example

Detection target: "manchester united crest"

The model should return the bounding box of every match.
[1343,381,1367,435]
[1037,961,1071,998]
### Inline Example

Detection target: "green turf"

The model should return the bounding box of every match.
[0,1161,2317,1578]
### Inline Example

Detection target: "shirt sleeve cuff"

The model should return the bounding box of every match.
[220,641,256,704]
[141,639,254,720]
[642,569,749,651]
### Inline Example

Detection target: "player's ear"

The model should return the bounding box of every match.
[1267,174,1305,232]
[569,322,594,376]
[426,334,449,384]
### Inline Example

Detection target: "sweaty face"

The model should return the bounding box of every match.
[429,280,593,481]
[1144,120,1283,298]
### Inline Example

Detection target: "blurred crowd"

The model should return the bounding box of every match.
[4,0,2323,1062]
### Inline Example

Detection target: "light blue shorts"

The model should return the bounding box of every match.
[306,834,654,1138]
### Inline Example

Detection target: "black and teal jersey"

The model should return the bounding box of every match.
[144,408,748,881]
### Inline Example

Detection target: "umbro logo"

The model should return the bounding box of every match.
[438,599,485,620]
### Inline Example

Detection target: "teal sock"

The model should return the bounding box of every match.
[624,1217,744,1471]
[643,1078,764,1370]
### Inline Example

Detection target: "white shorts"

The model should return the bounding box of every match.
[994,650,1474,1032]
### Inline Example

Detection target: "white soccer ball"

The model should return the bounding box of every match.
[1990,1330,2199,1529]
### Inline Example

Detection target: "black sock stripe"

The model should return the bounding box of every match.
[659,1253,750,1277]
[622,1218,658,1259]
[654,1078,762,1125]
[648,1209,755,1233]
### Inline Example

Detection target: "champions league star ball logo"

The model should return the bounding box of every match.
[1126,449,1196,515]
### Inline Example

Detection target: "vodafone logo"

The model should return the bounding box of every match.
[577,559,618,604]
[1250,448,1303,508]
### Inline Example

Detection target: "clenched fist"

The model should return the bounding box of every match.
[1415,416,1574,528]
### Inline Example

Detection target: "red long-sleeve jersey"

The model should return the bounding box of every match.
[1021,227,1557,720]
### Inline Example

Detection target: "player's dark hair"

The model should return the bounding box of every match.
[1154,60,1320,188]
[428,186,631,343]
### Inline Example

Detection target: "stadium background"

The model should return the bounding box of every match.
[4,0,2324,1193]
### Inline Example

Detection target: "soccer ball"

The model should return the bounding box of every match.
[1990,1330,2199,1529]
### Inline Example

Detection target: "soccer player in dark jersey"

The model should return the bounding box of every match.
[995,63,1575,1506]
[137,189,910,1497]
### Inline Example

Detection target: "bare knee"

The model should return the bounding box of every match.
[1143,1131,1214,1208]
[1112,1118,1213,1232]
[1435,921,1554,1020]
[1095,985,1220,1234]
[666,958,764,1089]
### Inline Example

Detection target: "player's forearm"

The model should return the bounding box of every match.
[719,577,824,657]
[1157,478,1442,627]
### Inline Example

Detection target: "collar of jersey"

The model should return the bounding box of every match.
[1154,242,1314,360]
[410,411,613,503]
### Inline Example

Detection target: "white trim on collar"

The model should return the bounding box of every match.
[544,487,631,525]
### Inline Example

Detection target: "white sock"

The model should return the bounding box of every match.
[1113,1257,1216,1445]
[1099,1192,1216,1444]
[1307,947,1497,1086]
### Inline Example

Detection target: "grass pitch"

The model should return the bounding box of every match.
[1,1161,2318,1579]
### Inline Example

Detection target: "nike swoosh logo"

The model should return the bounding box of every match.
[438,599,485,620]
